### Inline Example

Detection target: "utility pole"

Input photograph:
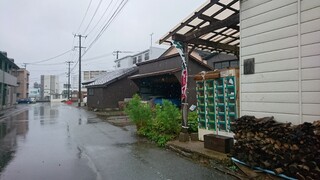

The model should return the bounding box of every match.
[114,50,120,59]
[66,61,74,100]
[150,33,153,47]
[23,63,28,69]
[113,51,134,60]
[74,34,87,107]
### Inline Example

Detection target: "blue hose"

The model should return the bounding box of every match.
[231,157,297,180]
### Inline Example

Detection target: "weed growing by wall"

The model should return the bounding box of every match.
[125,95,181,146]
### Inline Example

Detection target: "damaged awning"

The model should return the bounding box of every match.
[159,0,240,55]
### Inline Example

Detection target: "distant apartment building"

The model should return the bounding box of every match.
[16,68,30,100]
[0,51,19,109]
[72,70,106,92]
[33,82,40,88]
[40,75,59,101]
[83,70,106,81]
[114,47,166,69]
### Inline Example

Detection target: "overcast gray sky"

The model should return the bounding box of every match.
[0,0,207,86]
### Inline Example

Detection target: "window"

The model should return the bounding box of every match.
[221,61,229,68]
[88,89,94,96]
[214,62,222,69]
[133,57,137,64]
[144,53,149,60]
[230,60,239,68]
[138,55,142,62]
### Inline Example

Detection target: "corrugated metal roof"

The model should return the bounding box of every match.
[159,0,239,55]
[84,67,138,87]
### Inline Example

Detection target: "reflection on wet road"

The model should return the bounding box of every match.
[0,103,233,180]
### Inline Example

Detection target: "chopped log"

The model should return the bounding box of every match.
[296,172,305,180]
[232,117,320,179]
[274,167,284,174]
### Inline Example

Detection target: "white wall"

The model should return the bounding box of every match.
[114,47,166,69]
[240,0,320,124]
[42,75,59,98]
[149,47,167,59]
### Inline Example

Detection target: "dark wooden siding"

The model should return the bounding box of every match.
[87,88,104,109]
[138,56,181,74]
[138,55,211,107]
[87,77,138,109]
[174,56,212,106]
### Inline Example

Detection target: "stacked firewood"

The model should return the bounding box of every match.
[231,116,320,179]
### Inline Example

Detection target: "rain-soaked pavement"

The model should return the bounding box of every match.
[0,103,234,180]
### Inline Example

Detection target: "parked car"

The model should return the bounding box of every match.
[17,98,34,104]
[30,98,36,103]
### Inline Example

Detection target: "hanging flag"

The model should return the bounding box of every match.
[172,41,188,101]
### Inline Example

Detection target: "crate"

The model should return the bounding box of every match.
[204,134,234,153]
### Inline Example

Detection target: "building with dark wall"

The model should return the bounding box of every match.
[16,68,30,100]
[129,47,213,107]
[83,67,139,109]
[0,51,19,109]
[204,53,239,70]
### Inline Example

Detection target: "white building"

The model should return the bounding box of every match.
[240,0,320,124]
[29,88,40,100]
[157,0,320,141]
[114,47,166,69]
[40,75,59,101]
[83,70,107,81]
[72,71,106,92]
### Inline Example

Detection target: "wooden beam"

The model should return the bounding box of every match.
[184,13,239,42]
[172,33,186,42]
[159,0,218,44]
[198,14,214,22]
[198,14,239,31]
[189,38,239,53]
[216,0,239,13]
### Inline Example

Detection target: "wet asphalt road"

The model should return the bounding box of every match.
[0,103,234,180]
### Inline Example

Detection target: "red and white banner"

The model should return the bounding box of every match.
[172,41,188,101]
[181,69,188,100]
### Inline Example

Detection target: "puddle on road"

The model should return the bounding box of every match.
[0,104,99,180]
[0,110,29,173]
[87,117,100,124]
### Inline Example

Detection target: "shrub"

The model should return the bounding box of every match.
[125,94,152,130]
[154,100,181,135]
[188,111,198,133]
[126,96,182,147]
[150,100,181,146]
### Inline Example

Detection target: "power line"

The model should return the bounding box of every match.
[25,49,72,65]
[27,62,66,66]
[83,0,128,56]
[83,52,113,61]
[69,0,127,79]
[83,0,104,34]
[77,0,93,33]
[86,0,114,36]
